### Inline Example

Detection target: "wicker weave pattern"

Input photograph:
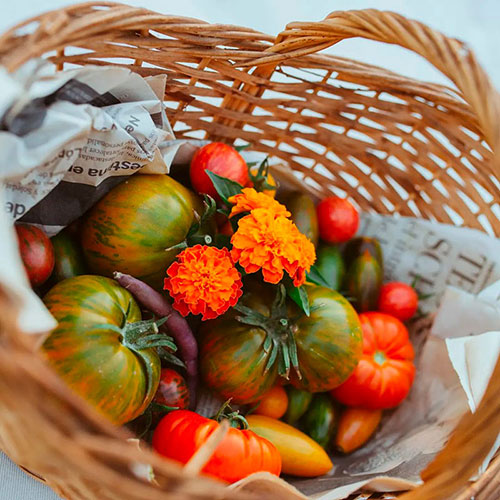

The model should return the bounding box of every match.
[0,3,499,500]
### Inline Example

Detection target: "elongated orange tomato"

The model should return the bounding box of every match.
[246,415,333,477]
[335,408,382,453]
[153,410,281,483]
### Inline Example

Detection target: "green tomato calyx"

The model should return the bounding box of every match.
[374,350,387,366]
[213,398,249,429]
[234,284,302,381]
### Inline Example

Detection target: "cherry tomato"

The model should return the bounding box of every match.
[190,143,249,198]
[153,368,189,410]
[378,282,418,321]
[335,407,382,453]
[153,409,281,483]
[331,312,415,409]
[316,197,359,243]
[15,223,55,287]
[254,385,288,419]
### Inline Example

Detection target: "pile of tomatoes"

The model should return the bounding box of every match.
[15,141,420,484]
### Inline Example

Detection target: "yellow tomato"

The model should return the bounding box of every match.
[246,415,333,477]
[254,385,288,419]
[335,408,382,454]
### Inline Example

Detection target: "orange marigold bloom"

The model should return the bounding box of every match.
[228,188,290,218]
[230,208,316,287]
[164,245,243,320]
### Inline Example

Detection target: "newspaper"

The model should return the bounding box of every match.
[0,62,499,498]
[0,60,181,236]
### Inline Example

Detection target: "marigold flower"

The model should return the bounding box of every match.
[230,208,316,287]
[228,188,290,218]
[164,245,243,320]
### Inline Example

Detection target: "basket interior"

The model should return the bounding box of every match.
[0,3,498,236]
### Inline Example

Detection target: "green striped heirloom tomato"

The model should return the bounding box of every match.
[199,284,362,404]
[42,275,170,425]
[81,174,197,289]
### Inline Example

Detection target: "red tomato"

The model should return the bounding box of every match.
[153,368,189,410]
[152,409,281,483]
[254,385,288,419]
[218,220,234,237]
[190,143,249,198]
[378,282,418,321]
[15,223,55,287]
[331,312,415,409]
[317,197,359,243]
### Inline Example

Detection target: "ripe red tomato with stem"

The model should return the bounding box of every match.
[316,197,359,243]
[152,403,281,483]
[190,143,249,199]
[378,282,418,321]
[15,223,55,287]
[331,312,415,409]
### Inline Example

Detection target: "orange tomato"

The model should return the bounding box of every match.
[247,166,277,198]
[335,407,382,453]
[254,385,288,419]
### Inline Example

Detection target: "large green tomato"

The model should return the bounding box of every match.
[81,174,197,289]
[42,275,162,425]
[199,284,362,404]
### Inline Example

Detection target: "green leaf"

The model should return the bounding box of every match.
[201,194,217,225]
[287,285,310,317]
[235,143,251,152]
[206,170,244,205]
[307,265,332,288]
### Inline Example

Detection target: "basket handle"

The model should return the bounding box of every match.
[247,9,500,164]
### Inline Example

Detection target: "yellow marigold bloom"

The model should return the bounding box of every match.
[228,188,290,218]
[164,245,243,320]
[230,208,316,287]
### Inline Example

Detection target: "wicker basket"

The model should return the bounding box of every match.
[0,3,499,499]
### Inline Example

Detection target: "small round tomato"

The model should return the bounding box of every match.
[378,282,418,321]
[153,409,281,483]
[190,143,249,198]
[317,197,359,243]
[254,385,288,419]
[153,368,189,410]
[331,312,415,409]
[15,223,55,287]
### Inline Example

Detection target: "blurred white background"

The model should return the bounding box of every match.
[0,1,498,498]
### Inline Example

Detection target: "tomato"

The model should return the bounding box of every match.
[42,275,163,425]
[15,223,55,287]
[218,219,234,237]
[284,386,312,426]
[280,192,319,247]
[247,166,277,197]
[335,408,382,453]
[199,284,362,404]
[378,282,418,321]
[343,236,383,270]
[81,174,197,289]
[254,385,288,419]
[331,312,415,409]
[299,393,338,449]
[317,197,359,243]
[315,244,345,291]
[153,409,281,483]
[49,230,86,284]
[344,250,382,312]
[190,143,249,198]
[153,368,189,410]
[246,415,332,477]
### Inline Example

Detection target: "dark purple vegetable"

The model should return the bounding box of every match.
[113,272,198,408]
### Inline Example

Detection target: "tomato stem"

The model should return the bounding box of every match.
[234,284,302,381]
[213,399,249,429]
